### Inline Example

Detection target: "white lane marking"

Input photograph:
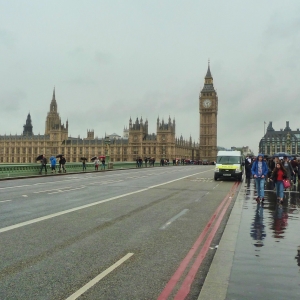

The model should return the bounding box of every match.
[0,200,12,203]
[0,169,213,234]
[34,187,72,194]
[48,186,86,194]
[22,195,28,197]
[65,253,134,300]
[160,209,189,230]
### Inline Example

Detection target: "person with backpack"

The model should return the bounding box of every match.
[251,154,269,203]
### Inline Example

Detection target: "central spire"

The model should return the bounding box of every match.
[50,87,57,112]
[52,86,56,100]
[205,60,212,78]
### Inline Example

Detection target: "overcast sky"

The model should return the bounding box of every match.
[1,0,300,154]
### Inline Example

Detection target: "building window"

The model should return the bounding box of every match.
[22,147,26,154]
[23,157,26,163]
[29,157,32,163]
[123,147,127,154]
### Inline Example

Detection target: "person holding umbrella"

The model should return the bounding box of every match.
[39,154,47,175]
[58,155,66,173]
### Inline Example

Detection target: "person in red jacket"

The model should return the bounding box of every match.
[270,162,287,204]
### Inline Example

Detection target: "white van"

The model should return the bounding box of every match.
[214,150,244,181]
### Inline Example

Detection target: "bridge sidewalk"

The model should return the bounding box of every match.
[198,179,300,300]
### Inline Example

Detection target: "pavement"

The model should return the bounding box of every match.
[198,178,300,300]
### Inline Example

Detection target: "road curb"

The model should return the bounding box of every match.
[197,181,246,300]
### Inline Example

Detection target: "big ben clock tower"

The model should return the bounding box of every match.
[199,63,218,162]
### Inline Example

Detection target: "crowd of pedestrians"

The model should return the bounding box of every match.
[245,154,299,204]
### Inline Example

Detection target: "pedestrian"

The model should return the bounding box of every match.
[270,162,287,204]
[59,155,66,173]
[251,154,269,203]
[50,156,56,173]
[82,159,86,171]
[290,157,298,184]
[101,158,105,170]
[39,155,47,174]
[94,158,99,171]
[282,156,294,185]
[245,156,252,179]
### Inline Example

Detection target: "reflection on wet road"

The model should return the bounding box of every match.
[226,179,300,300]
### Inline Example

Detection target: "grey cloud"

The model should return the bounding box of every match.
[94,51,112,64]
[0,29,15,49]
[0,89,25,112]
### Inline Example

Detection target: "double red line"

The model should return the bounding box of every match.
[157,182,240,300]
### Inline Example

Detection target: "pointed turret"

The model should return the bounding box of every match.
[201,61,215,93]
[205,62,212,78]
[50,86,57,112]
[23,113,33,136]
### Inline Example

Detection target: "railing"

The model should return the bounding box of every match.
[0,161,165,179]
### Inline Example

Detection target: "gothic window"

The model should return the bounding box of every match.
[134,135,138,141]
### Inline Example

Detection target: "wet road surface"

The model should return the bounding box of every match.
[226,179,300,300]
[0,166,238,299]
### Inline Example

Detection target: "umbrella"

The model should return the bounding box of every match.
[99,155,106,159]
[36,154,43,161]
[91,156,97,161]
[56,154,63,158]
[273,152,292,159]
[81,157,87,160]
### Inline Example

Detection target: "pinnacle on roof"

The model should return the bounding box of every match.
[205,61,212,78]
[52,86,56,100]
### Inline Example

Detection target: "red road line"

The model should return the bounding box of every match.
[174,183,240,300]
[157,182,238,300]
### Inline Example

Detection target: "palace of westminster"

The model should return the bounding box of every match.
[0,65,219,164]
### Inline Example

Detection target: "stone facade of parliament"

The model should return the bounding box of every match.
[0,89,199,163]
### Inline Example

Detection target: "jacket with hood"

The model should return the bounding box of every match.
[251,154,269,177]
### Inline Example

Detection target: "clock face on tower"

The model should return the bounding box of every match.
[203,99,212,108]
